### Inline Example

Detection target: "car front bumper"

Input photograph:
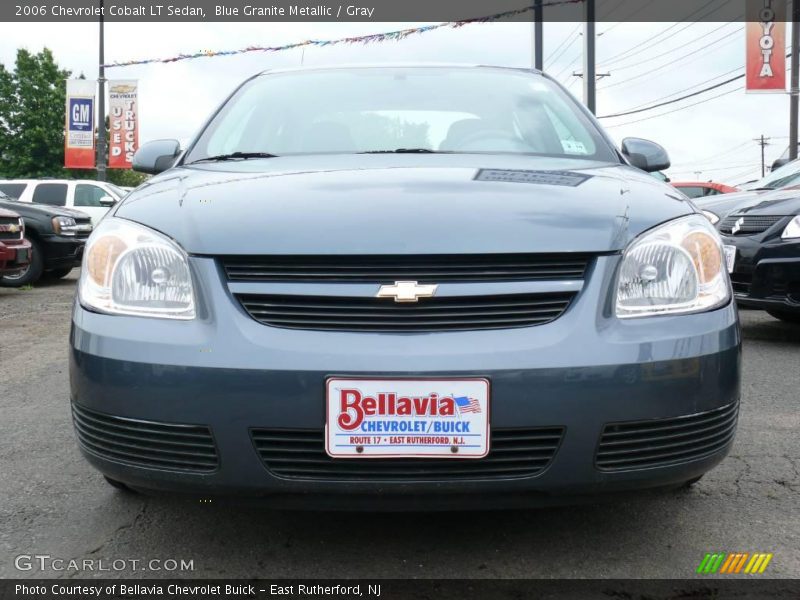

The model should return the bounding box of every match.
[69,256,741,508]
[724,234,800,313]
[41,234,86,270]
[0,238,32,274]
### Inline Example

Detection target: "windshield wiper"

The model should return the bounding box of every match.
[188,151,279,164]
[360,148,444,154]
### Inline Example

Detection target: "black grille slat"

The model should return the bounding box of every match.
[719,215,784,235]
[237,293,575,332]
[71,404,218,473]
[251,427,565,481]
[596,403,738,471]
[222,254,591,283]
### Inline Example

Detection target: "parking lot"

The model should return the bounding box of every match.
[1,270,798,580]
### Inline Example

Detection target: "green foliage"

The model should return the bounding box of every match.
[0,48,149,187]
[0,48,71,178]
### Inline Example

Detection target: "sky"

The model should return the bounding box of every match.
[0,18,794,186]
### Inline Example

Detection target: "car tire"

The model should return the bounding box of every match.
[767,310,800,324]
[103,475,136,493]
[0,238,44,287]
[681,475,703,488]
[45,267,75,280]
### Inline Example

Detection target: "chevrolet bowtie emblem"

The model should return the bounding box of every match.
[376,281,438,303]
[731,217,744,235]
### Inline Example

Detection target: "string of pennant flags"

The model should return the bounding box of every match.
[102,0,585,69]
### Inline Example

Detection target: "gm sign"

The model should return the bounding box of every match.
[69,98,93,132]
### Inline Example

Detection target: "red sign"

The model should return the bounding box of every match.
[746,0,786,93]
[108,80,139,168]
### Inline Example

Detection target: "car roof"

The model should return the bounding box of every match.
[258,63,540,76]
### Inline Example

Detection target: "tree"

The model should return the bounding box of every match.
[0,48,148,187]
[0,48,70,178]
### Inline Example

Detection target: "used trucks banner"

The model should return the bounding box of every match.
[64,79,95,169]
[745,0,786,93]
[108,80,139,168]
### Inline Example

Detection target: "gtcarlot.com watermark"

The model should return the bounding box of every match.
[14,554,194,573]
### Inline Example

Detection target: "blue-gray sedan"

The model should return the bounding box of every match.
[70,66,740,509]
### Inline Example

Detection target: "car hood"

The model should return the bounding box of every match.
[0,199,90,220]
[691,189,764,216]
[0,206,20,218]
[114,155,693,255]
[731,187,800,216]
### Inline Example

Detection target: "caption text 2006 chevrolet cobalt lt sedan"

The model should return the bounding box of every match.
[69,66,740,509]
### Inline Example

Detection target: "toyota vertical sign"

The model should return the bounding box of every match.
[745,0,786,92]
[64,79,95,169]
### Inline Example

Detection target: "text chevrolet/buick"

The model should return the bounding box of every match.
[69,66,740,508]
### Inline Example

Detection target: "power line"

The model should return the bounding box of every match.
[598,73,744,118]
[600,0,661,34]
[599,51,792,124]
[599,30,741,90]
[670,140,753,168]
[607,23,741,73]
[670,162,761,175]
[619,65,744,112]
[602,85,743,128]
[545,26,581,70]
[597,0,726,67]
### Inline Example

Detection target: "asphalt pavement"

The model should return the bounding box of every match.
[1,271,798,579]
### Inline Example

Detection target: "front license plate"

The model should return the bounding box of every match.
[15,248,30,263]
[723,245,736,273]
[325,377,490,459]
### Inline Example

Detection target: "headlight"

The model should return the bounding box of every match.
[78,217,195,319]
[616,214,730,318]
[782,215,800,239]
[52,216,78,236]
[701,210,719,225]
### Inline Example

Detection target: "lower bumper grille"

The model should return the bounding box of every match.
[237,292,576,332]
[251,427,565,481]
[71,403,218,473]
[596,403,738,471]
[730,271,753,295]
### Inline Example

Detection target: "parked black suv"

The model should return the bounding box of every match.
[719,195,800,324]
[0,193,92,286]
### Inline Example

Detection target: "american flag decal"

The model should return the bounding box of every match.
[455,396,481,415]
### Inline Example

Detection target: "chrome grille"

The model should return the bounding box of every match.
[719,215,784,236]
[221,254,592,283]
[0,217,22,241]
[251,427,565,481]
[72,403,218,473]
[596,403,738,471]
[237,292,576,332]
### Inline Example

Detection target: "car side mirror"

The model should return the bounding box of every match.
[132,139,181,174]
[771,157,789,172]
[99,195,116,207]
[621,137,670,173]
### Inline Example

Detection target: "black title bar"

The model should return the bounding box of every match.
[4,0,750,23]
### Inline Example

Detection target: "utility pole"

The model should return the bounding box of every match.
[532,0,543,71]
[791,9,800,161]
[754,135,771,177]
[97,0,107,182]
[583,0,596,113]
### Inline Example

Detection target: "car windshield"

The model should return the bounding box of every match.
[742,158,800,190]
[183,67,617,163]
[104,183,125,198]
